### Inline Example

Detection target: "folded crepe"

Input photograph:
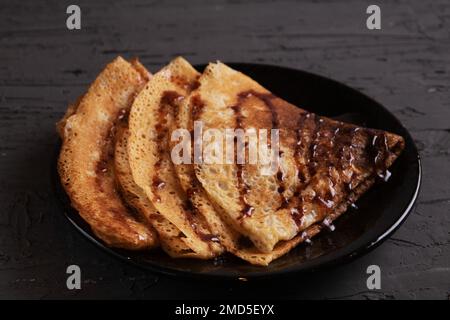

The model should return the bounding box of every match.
[190,62,405,254]
[57,57,159,249]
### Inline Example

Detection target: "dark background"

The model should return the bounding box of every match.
[0,0,449,299]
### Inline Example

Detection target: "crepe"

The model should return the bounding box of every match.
[127,57,223,259]
[172,69,321,265]
[192,62,405,253]
[57,57,159,250]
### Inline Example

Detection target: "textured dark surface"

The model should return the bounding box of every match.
[0,0,448,300]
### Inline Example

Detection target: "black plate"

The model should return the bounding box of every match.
[53,63,421,279]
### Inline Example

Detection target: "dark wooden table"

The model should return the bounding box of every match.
[0,0,449,300]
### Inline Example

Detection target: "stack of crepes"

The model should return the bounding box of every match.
[57,57,404,266]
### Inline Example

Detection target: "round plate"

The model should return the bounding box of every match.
[53,63,421,279]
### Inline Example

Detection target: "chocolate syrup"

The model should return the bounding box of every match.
[170,75,200,92]
[287,112,314,227]
[333,125,357,192]
[235,90,291,210]
[307,114,323,177]
[290,206,304,228]
[160,90,184,109]
[95,123,117,175]
[253,92,290,209]
[236,90,279,132]
[151,91,184,201]
[191,94,205,121]
[230,102,255,218]
[183,200,220,246]
[94,111,126,193]
[199,234,221,243]
[290,114,345,227]
[295,112,310,184]
[152,177,166,191]
[366,131,390,180]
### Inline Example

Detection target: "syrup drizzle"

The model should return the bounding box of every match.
[230,92,261,218]
[190,95,205,165]
[235,90,290,209]
[191,94,205,122]
[307,114,324,177]
[231,103,254,218]
[182,199,219,245]
[366,131,390,181]
[290,112,310,227]
[151,91,184,202]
